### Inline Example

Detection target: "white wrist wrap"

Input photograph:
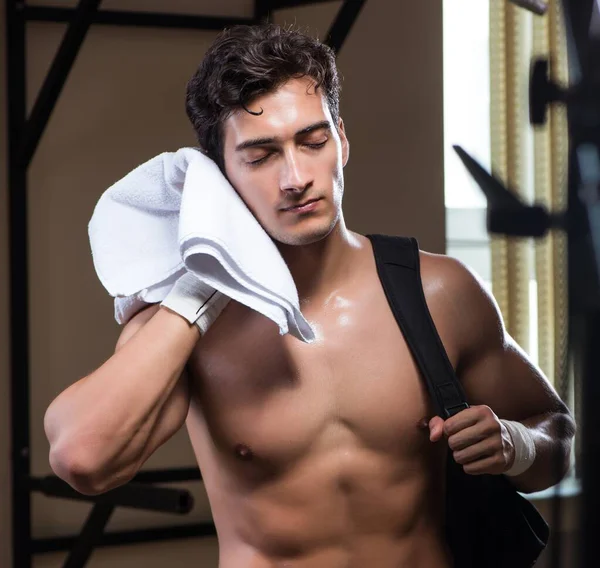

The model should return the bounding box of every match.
[501,419,536,477]
[161,272,229,334]
[195,290,230,335]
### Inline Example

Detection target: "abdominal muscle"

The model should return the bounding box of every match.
[186,406,453,568]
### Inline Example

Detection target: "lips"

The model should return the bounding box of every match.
[283,198,320,211]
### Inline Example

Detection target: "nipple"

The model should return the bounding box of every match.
[234,444,254,461]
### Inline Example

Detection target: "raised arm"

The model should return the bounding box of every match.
[45,305,197,495]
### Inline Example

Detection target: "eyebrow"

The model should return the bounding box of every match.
[235,120,332,152]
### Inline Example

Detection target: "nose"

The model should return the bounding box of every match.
[279,148,313,193]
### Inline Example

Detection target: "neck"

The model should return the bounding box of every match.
[275,216,360,304]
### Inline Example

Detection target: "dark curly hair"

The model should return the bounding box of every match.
[185,23,341,172]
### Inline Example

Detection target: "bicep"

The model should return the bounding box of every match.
[459,334,567,421]
[427,254,567,421]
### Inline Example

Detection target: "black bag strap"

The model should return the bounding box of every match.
[367,234,469,419]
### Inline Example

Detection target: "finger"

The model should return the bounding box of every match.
[443,407,487,437]
[452,437,500,465]
[428,416,445,442]
[447,423,494,452]
[462,453,506,476]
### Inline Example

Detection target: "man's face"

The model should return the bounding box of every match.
[222,77,349,246]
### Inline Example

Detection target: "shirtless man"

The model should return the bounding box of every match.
[45,24,576,567]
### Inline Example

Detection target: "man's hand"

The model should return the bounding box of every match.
[428,405,516,475]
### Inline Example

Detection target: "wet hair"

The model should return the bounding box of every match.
[185,23,341,172]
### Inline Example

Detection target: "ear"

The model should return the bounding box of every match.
[337,117,350,167]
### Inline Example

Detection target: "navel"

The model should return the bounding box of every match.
[234,443,254,461]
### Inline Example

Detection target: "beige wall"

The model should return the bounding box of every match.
[0,1,446,566]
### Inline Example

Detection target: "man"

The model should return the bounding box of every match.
[45,24,575,567]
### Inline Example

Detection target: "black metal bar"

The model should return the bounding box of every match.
[255,0,273,23]
[270,0,336,9]
[131,467,201,484]
[63,503,115,568]
[24,6,256,30]
[32,522,218,555]
[324,0,366,54]
[32,476,194,515]
[6,1,31,567]
[19,0,101,169]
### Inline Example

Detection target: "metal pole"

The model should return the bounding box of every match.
[5,0,30,566]
[324,0,366,53]
[25,6,255,30]
[33,521,218,555]
[255,0,273,22]
[20,0,102,169]
[63,503,115,568]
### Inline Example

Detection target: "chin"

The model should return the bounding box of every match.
[270,217,338,247]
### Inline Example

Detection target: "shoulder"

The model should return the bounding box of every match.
[366,233,492,313]
[418,249,506,362]
[418,249,488,300]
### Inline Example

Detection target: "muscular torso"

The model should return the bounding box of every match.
[185,235,457,567]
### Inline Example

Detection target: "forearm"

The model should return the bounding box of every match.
[506,410,576,493]
[45,308,198,490]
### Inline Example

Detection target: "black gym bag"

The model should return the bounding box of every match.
[367,233,549,568]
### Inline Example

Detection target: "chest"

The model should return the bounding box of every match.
[187,274,454,474]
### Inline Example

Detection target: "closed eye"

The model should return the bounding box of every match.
[305,140,327,149]
[248,152,273,166]
[247,140,327,167]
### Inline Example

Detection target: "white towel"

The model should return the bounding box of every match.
[88,147,315,343]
